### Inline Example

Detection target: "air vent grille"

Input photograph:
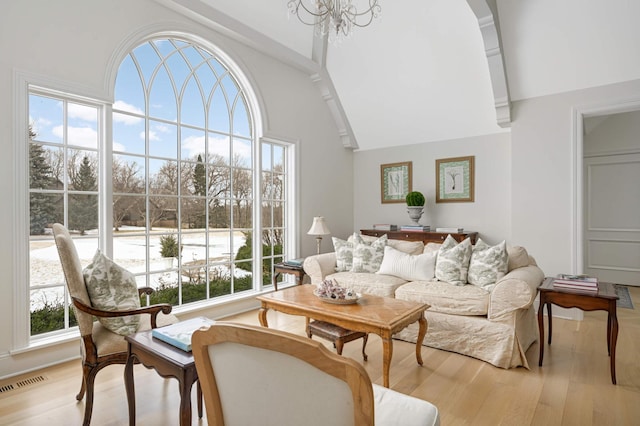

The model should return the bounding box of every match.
[0,375,47,394]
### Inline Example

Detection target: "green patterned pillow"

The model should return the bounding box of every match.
[333,233,362,272]
[351,234,387,273]
[434,235,472,286]
[467,239,509,287]
[83,250,141,336]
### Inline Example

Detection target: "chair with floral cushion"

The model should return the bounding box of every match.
[192,322,440,426]
[52,223,178,426]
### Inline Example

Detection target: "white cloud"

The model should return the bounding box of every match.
[232,139,252,160]
[29,115,53,137]
[113,100,143,125]
[68,103,97,122]
[181,135,206,158]
[153,123,171,133]
[53,125,98,148]
[113,141,126,152]
[147,130,160,142]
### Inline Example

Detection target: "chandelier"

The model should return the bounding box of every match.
[288,0,381,39]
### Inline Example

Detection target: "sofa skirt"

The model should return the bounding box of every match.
[393,306,538,369]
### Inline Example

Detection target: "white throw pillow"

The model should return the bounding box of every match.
[376,246,437,281]
[434,235,472,286]
[82,249,141,336]
[332,233,364,271]
[351,234,387,273]
[467,239,509,287]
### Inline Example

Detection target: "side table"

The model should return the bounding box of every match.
[273,262,305,291]
[124,330,203,425]
[537,277,619,384]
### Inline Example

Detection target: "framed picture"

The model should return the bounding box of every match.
[436,156,475,203]
[380,161,412,204]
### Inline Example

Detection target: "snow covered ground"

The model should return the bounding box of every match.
[29,228,247,311]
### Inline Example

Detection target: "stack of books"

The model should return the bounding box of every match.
[373,224,398,231]
[552,274,598,292]
[435,227,464,233]
[283,258,304,267]
[400,225,430,232]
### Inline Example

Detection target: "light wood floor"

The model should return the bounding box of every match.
[1,287,639,425]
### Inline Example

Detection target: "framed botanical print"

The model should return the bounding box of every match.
[380,161,412,204]
[436,156,475,203]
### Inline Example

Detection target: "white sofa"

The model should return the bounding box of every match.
[303,235,544,369]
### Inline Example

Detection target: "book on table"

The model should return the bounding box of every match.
[151,316,215,352]
[399,225,430,232]
[373,224,398,231]
[552,282,598,292]
[283,258,304,266]
[435,227,464,233]
[553,274,598,287]
[553,274,598,291]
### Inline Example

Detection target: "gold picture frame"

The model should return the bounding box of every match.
[380,161,412,204]
[436,156,475,203]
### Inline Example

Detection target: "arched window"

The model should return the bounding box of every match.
[25,36,293,338]
[111,37,284,304]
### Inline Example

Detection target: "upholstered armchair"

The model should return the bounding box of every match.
[52,223,178,426]
[192,322,440,426]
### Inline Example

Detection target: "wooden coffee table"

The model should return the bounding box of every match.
[537,277,619,384]
[256,284,429,387]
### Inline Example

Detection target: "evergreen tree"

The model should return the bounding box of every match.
[69,156,98,235]
[29,129,55,235]
[193,154,206,196]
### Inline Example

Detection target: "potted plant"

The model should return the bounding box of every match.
[405,191,425,225]
[159,234,179,268]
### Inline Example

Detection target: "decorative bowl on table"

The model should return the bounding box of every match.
[314,279,360,305]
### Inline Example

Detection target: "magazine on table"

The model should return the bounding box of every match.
[151,316,215,352]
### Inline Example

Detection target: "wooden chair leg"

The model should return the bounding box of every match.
[82,366,99,426]
[361,334,368,361]
[76,372,87,401]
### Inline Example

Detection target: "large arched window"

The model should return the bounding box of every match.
[111,37,284,304]
[25,36,292,338]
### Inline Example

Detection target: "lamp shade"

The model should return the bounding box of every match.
[307,217,331,236]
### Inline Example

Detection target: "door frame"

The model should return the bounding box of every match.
[571,97,640,276]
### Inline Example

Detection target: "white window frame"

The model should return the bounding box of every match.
[13,36,300,349]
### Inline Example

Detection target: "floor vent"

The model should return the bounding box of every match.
[0,375,47,394]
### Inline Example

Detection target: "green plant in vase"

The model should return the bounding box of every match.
[405,191,425,225]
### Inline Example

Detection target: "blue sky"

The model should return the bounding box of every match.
[30,38,258,175]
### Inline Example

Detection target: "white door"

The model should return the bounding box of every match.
[584,153,640,286]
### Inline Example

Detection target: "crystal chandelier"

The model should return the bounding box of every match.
[288,0,381,38]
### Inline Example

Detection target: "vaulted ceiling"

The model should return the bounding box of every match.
[159,0,640,150]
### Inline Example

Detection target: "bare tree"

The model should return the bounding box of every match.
[112,157,144,230]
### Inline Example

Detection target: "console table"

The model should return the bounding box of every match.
[361,229,478,245]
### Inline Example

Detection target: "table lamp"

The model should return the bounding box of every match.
[307,216,331,255]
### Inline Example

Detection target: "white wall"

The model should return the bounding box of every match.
[353,133,511,245]
[0,0,353,377]
[510,78,640,278]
